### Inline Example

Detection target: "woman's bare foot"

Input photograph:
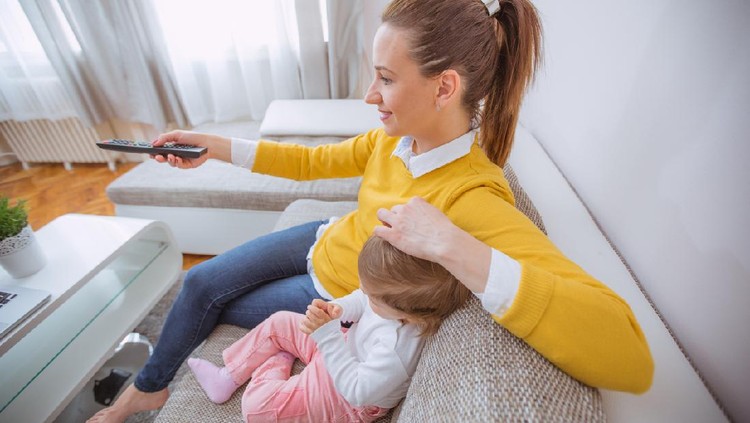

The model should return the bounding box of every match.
[86,384,169,423]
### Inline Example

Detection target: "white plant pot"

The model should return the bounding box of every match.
[0,225,47,278]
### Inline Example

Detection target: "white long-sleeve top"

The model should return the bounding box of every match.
[309,289,424,408]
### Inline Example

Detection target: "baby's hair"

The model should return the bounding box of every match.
[358,236,471,336]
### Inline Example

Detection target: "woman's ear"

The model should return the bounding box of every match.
[435,69,461,111]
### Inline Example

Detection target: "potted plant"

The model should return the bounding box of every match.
[0,196,46,278]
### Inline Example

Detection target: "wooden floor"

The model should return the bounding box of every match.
[0,161,212,270]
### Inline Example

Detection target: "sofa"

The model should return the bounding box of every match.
[107,99,726,422]
[153,177,606,422]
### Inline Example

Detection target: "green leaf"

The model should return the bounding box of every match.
[0,196,29,240]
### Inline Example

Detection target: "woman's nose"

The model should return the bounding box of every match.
[364,82,381,105]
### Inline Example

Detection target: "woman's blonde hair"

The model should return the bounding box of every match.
[382,0,542,166]
[358,236,471,336]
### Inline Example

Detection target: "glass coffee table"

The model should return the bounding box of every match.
[0,214,182,422]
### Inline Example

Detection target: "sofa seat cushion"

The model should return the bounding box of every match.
[106,136,360,212]
[154,325,248,423]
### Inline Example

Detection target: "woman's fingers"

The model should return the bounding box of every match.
[373,197,454,262]
[150,130,212,169]
[152,129,189,147]
[376,208,394,228]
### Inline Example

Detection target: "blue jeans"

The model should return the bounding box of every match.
[135,220,326,392]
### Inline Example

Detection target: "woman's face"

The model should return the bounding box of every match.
[365,24,440,138]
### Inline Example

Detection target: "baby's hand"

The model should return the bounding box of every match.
[299,299,342,335]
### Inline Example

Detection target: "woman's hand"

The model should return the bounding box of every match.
[373,197,457,263]
[374,196,492,293]
[150,130,231,168]
[299,299,343,335]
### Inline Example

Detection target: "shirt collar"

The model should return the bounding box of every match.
[391,130,476,178]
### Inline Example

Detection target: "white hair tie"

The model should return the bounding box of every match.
[482,0,501,17]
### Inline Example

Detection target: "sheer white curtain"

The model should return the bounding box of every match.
[153,0,317,125]
[0,0,376,127]
[21,0,189,130]
[327,0,363,99]
[153,0,374,125]
[0,0,78,121]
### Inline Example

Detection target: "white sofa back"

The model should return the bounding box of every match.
[519,1,750,421]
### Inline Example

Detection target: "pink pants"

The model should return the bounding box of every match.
[223,310,388,423]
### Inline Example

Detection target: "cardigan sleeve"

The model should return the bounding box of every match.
[251,129,381,180]
[446,186,654,394]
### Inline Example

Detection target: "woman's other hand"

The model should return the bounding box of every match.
[150,130,231,168]
[374,197,492,293]
[299,299,342,335]
[373,197,456,263]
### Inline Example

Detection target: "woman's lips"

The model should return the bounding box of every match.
[379,110,392,121]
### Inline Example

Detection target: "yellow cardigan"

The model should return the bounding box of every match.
[253,128,654,393]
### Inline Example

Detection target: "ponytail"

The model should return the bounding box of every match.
[481,0,543,166]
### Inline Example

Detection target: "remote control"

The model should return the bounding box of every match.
[96,139,208,159]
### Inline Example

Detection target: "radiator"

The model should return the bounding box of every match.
[0,118,117,170]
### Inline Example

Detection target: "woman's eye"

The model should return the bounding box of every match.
[380,77,392,85]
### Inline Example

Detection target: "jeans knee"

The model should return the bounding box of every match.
[182,264,219,302]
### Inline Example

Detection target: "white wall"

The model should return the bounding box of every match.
[520,1,750,421]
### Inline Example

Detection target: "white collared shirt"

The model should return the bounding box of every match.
[231,134,520,316]
[391,132,474,177]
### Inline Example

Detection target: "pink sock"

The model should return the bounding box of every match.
[187,357,239,404]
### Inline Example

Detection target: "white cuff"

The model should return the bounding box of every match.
[480,248,521,316]
[231,138,259,169]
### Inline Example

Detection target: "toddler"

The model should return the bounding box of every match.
[187,236,471,422]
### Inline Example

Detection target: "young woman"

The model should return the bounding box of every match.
[89,0,653,421]
[187,236,470,422]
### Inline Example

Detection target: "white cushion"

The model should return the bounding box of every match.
[259,99,382,137]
